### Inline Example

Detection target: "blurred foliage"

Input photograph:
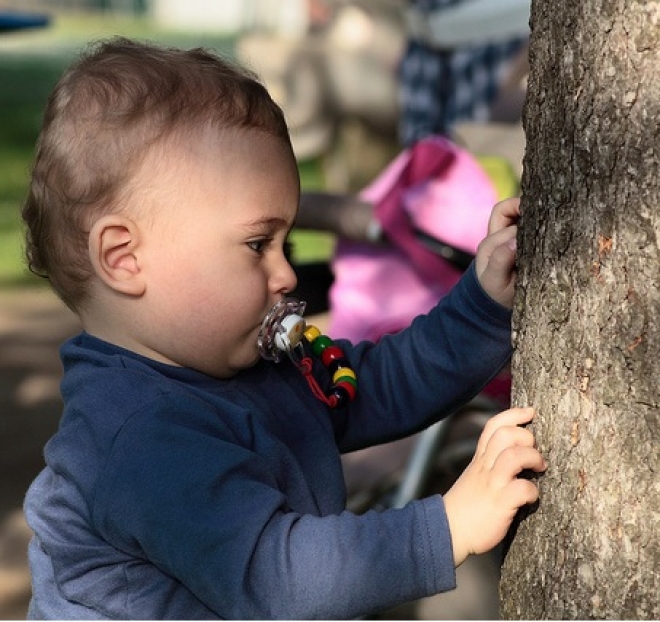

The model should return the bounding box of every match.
[477,155,520,201]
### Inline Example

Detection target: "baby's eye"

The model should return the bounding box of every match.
[247,238,270,254]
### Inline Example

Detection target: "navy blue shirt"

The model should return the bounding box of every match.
[25,265,511,619]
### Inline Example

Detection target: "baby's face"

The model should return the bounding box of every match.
[132,127,300,378]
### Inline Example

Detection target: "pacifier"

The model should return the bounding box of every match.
[257,297,307,362]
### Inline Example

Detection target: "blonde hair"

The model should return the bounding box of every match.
[23,37,290,311]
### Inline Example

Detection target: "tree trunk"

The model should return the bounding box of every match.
[499,0,660,618]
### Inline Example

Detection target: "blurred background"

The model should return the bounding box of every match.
[0,1,526,618]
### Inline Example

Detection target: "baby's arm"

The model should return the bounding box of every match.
[474,197,521,308]
[443,407,546,566]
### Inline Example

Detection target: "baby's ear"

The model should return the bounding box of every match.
[88,214,146,297]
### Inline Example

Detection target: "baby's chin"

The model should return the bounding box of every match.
[233,348,264,375]
[247,351,263,369]
[199,347,263,379]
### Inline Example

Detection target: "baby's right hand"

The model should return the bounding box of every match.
[442,407,546,567]
[474,197,520,308]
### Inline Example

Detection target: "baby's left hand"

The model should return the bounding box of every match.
[474,197,520,309]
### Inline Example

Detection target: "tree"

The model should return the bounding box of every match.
[499,0,660,618]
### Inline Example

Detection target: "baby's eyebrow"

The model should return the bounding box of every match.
[241,217,293,232]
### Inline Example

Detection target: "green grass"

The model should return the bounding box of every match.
[0,13,333,288]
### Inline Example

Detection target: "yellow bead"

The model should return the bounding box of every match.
[332,367,356,383]
[304,325,321,342]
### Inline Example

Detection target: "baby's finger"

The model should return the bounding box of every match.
[509,476,542,507]
[479,425,536,467]
[493,445,547,483]
[477,407,535,451]
[488,197,521,235]
[477,224,517,263]
[475,225,517,280]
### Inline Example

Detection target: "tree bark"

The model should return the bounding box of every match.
[499,0,660,618]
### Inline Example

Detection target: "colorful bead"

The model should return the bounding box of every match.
[331,385,351,408]
[310,334,333,357]
[334,374,357,389]
[335,380,357,400]
[302,324,357,409]
[304,326,321,343]
[332,367,356,384]
[320,345,344,367]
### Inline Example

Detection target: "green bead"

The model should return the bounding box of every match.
[311,335,333,357]
[333,372,357,388]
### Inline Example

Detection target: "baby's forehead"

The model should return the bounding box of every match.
[127,126,298,209]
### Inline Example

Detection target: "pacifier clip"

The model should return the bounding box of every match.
[257,298,357,409]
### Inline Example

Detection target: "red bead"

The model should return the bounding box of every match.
[321,345,345,367]
[335,380,357,401]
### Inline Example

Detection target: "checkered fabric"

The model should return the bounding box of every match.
[399,0,525,146]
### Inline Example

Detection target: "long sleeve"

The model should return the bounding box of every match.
[333,262,512,452]
[92,401,456,619]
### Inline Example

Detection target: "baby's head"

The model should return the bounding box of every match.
[23,37,291,313]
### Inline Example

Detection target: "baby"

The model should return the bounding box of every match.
[23,37,545,619]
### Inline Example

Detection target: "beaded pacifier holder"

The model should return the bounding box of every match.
[257,298,357,409]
